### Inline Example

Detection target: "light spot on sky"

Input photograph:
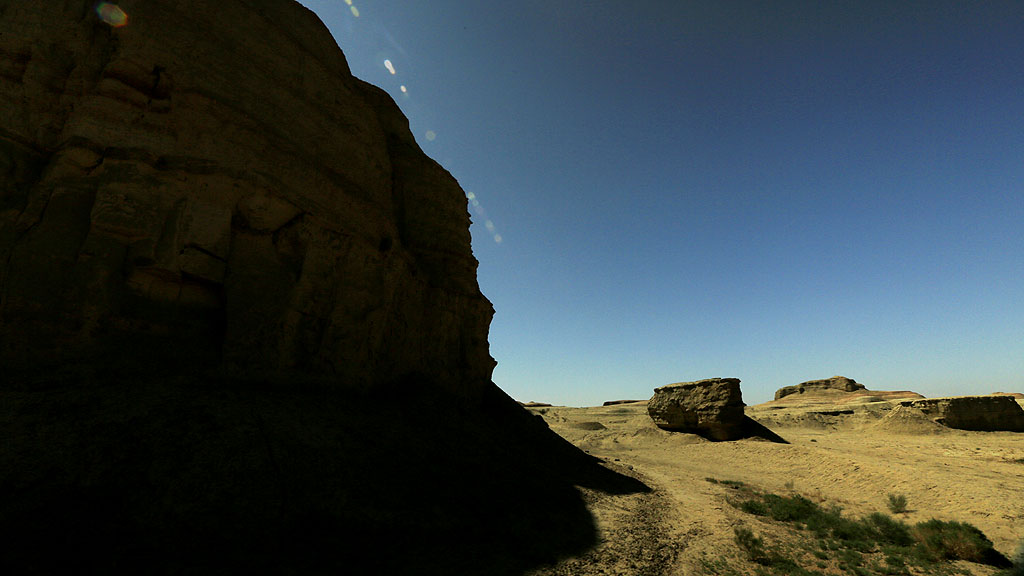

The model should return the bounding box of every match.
[465,191,503,245]
[424,130,436,141]
[95,2,128,27]
[350,5,359,17]
[384,59,396,74]
[400,85,407,93]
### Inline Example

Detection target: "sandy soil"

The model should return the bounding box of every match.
[523,396,1024,575]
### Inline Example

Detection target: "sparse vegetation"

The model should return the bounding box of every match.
[886,493,908,514]
[912,519,1004,564]
[728,487,1009,576]
[734,526,769,564]
[707,477,747,488]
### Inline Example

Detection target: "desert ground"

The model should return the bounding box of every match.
[522,393,1024,576]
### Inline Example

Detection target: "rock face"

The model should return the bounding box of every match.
[0,0,494,395]
[0,2,653,573]
[648,378,746,440]
[898,396,1024,432]
[774,376,866,400]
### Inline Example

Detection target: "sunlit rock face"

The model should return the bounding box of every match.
[0,0,494,393]
[774,376,866,400]
[648,378,747,440]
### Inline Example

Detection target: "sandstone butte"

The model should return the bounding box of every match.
[648,377,746,440]
[773,375,866,400]
[0,2,646,574]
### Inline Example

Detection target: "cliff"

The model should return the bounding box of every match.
[0,2,646,573]
[899,396,1024,432]
[0,0,493,395]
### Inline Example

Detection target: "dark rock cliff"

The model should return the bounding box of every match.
[0,2,648,573]
[0,0,493,395]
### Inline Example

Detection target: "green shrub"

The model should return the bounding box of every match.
[887,493,908,514]
[829,515,873,547]
[764,493,820,522]
[912,519,1000,564]
[741,499,769,516]
[837,548,863,568]
[707,477,746,487]
[863,512,913,546]
[733,487,1011,574]
[734,526,769,564]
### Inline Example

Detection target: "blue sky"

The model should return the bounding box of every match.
[299,1,1023,406]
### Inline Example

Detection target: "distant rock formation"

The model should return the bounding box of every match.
[648,378,746,440]
[990,392,1024,400]
[898,396,1024,432]
[774,376,866,400]
[0,0,494,395]
[603,399,644,406]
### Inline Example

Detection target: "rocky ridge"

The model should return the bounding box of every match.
[774,376,866,400]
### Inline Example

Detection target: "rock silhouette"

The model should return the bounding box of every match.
[0,1,647,573]
[0,0,492,393]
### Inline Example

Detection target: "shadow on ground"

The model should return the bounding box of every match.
[738,416,789,444]
[0,371,648,575]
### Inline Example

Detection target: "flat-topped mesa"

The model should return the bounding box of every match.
[774,376,866,400]
[0,0,495,395]
[898,396,1024,432]
[648,378,746,440]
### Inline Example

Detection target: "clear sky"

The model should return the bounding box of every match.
[298,1,1023,406]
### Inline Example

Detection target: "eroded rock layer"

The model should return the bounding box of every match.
[774,376,866,400]
[648,377,746,440]
[0,0,494,394]
[900,396,1024,432]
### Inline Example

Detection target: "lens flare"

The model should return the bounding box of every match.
[466,192,503,244]
[95,2,128,27]
[325,2,504,246]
